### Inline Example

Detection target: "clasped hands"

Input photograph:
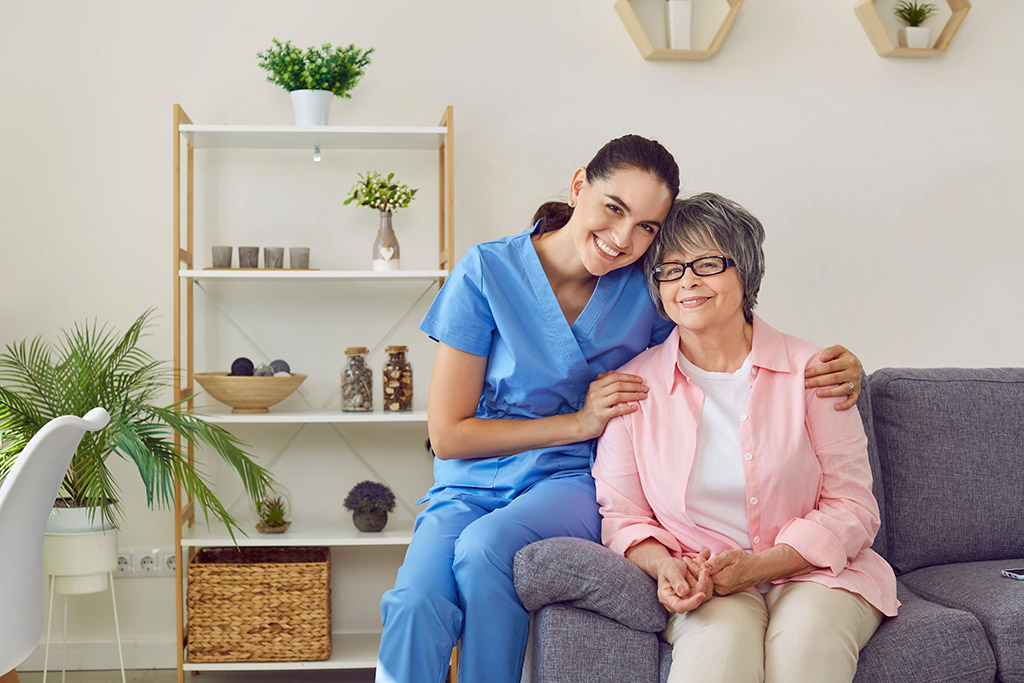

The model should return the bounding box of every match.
[656,548,763,614]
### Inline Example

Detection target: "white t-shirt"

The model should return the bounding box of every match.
[679,350,754,553]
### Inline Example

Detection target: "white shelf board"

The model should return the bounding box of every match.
[180,269,447,280]
[179,124,447,151]
[182,517,414,548]
[184,632,380,671]
[191,407,428,424]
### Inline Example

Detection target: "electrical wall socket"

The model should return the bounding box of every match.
[116,547,175,577]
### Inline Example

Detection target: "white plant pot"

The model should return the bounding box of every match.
[290,89,333,126]
[46,504,116,533]
[666,0,693,50]
[43,530,118,594]
[898,26,931,49]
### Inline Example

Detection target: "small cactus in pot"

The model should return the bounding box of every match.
[254,487,292,534]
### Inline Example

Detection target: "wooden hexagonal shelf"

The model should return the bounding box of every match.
[615,0,744,61]
[855,0,971,58]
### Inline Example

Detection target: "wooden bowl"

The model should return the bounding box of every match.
[193,372,307,414]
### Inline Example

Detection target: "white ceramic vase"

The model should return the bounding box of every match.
[898,26,931,49]
[290,89,333,126]
[373,210,401,271]
[666,0,693,50]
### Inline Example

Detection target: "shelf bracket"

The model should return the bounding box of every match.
[313,145,321,162]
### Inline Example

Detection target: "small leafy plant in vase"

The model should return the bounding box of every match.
[255,494,291,534]
[344,170,418,271]
[256,38,374,125]
[894,1,939,48]
[344,480,396,532]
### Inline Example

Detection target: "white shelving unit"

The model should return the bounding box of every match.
[171,104,454,682]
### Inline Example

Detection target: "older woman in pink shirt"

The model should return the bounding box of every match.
[592,193,898,683]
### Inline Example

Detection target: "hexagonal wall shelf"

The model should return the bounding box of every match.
[615,0,744,61]
[855,0,971,58]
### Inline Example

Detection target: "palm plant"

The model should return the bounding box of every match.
[894,1,938,27]
[0,309,272,534]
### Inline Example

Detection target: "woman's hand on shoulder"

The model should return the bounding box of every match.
[656,549,712,614]
[804,345,863,411]
[575,371,649,440]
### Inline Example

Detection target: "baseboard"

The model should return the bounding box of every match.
[18,639,177,672]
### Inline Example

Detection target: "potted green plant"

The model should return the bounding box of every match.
[0,309,273,535]
[344,170,418,271]
[257,38,374,125]
[343,480,396,532]
[894,1,939,48]
[254,493,291,534]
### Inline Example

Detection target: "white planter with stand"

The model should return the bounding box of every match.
[898,26,931,48]
[290,89,333,126]
[42,509,125,682]
[666,0,693,50]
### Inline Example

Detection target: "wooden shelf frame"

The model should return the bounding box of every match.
[171,103,455,681]
[614,0,744,61]
[855,0,971,58]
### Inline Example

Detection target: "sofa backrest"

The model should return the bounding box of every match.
[856,372,888,561]
[868,367,1024,575]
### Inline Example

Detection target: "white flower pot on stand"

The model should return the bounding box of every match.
[666,0,693,50]
[42,529,126,683]
[898,26,931,48]
[290,89,333,126]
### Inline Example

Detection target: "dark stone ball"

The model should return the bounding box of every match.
[230,357,254,376]
[270,359,291,374]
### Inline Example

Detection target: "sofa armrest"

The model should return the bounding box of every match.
[513,536,668,633]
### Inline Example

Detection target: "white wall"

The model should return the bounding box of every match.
[2,0,1021,669]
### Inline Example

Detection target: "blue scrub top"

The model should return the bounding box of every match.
[420,227,674,494]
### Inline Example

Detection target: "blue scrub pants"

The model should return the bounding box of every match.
[375,471,601,683]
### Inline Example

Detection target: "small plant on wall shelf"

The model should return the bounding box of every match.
[893,1,939,48]
[893,1,938,27]
[256,39,374,97]
[344,171,418,214]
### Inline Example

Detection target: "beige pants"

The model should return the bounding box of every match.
[663,581,883,683]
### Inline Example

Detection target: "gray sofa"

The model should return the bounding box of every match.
[514,368,1024,683]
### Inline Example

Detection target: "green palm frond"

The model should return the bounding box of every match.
[0,309,273,536]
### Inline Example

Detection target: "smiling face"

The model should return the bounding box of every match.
[658,247,747,335]
[567,167,674,277]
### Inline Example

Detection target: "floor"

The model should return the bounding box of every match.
[17,671,374,683]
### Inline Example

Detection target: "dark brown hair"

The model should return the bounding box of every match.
[532,135,680,234]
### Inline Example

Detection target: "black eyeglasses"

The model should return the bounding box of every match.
[652,256,736,282]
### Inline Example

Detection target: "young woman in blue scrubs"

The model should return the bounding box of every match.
[375,135,863,683]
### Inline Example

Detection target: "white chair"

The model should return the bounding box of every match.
[0,408,110,677]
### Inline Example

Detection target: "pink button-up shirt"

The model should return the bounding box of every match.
[593,316,898,616]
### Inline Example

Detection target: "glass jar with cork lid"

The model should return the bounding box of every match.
[342,346,373,412]
[383,345,413,412]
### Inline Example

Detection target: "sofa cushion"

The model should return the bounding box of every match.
[899,559,1024,683]
[530,603,663,683]
[854,582,995,683]
[514,536,668,632]
[858,371,887,560]
[869,368,1024,573]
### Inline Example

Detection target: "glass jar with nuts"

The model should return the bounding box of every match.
[342,347,373,412]
[383,345,413,412]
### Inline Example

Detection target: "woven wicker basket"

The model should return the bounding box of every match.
[186,546,331,662]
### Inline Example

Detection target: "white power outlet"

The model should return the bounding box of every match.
[117,547,175,577]
[138,549,160,574]
[116,551,133,575]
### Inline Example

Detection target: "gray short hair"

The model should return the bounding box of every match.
[644,192,766,323]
